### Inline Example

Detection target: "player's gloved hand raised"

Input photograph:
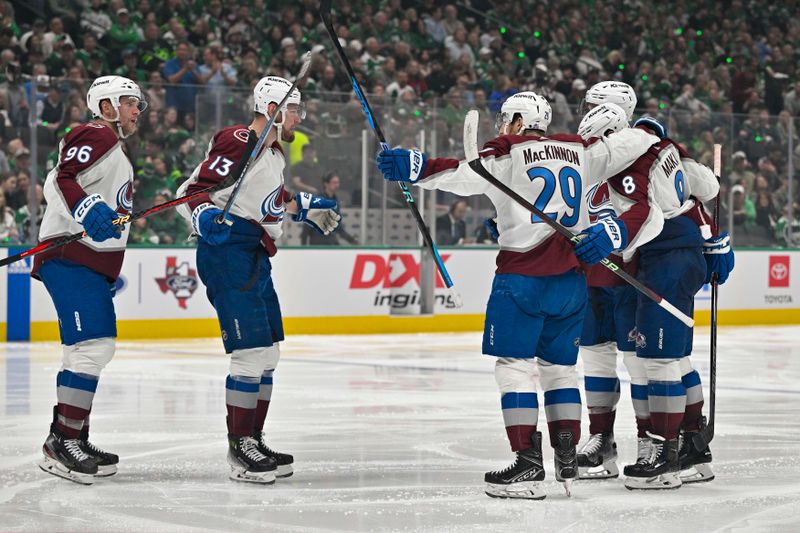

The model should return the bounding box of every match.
[703,231,734,284]
[376,148,426,183]
[633,116,668,139]
[574,216,628,264]
[72,194,121,242]
[292,192,341,235]
[192,203,233,245]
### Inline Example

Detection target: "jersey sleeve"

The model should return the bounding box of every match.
[584,127,660,186]
[55,124,119,211]
[185,127,249,212]
[416,136,514,196]
[680,152,720,204]
[608,165,660,245]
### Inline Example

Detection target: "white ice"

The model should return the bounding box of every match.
[1,327,799,532]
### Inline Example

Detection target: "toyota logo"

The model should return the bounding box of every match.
[771,262,788,280]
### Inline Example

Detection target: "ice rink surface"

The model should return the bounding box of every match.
[1,326,799,532]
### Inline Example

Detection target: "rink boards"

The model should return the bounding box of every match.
[1,246,799,341]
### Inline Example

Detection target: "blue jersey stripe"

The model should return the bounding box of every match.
[58,369,99,393]
[226,376,260,393]
[630,383,648,400]
[501,392,539,409]
[584,376,620,393]
[544,388,581,406]
[682,370,702,388]
[648,380,686,397]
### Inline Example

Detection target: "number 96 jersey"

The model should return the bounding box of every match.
[35,122,133,281]
[416,128,659,276]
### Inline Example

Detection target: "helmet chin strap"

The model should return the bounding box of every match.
[273,106,286,142]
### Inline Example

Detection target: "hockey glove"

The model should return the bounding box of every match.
[703,231,734,284]
[633,116,668,139]
[574,216,628,264]
[292,192,341,235]
[72,194,121,242]
[484,217,499,241]
[376,148,427,183]
[192,203,233,245]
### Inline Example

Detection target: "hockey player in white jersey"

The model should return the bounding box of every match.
[176,76,340,484]
[574,105,733,489]
[573,84,652,480]
[377,92,659,499]
[33,75,145,484]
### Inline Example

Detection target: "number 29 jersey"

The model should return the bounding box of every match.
[416,128,659,276]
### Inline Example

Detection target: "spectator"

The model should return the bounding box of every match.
[129,216,159,244]
[41,17,74,57]
[146,189,189,245]
[162,41,203,120]
[198,45,237,92]
[114,48,146,82]
[301,173,358,245]
[80,0,113,40]
[729,151,756,193]
[14,182,43,240]
[436,199,468,245]
[107,8,143,54]
[290,144,322,194]
[784,81,800,117]
[0,189,18,242]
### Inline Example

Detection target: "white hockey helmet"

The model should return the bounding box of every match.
[253,75,305,119]
[496,91,552,134]
[581,81,637,121]
[86,75,146,120]
[577,102,628,139]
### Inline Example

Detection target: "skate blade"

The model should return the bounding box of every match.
[229,468,276,485]
[485,482,546,500]
[562,478,574,497]
[578,461,619,480]
[276,464,293,478]
[38,456,94,485]
[94,464,118,477]
[679,463,714,484]
[624,472,682,490]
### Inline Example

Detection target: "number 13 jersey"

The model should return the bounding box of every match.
[416,128,659,276]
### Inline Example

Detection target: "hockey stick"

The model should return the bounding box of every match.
[319,0,462,307]
[0,132,259,269]
[216,51,312,224]
[693,144,721,449]
[462,110,694,327]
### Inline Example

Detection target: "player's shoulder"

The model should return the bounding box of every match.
[209,124,251,156]
[63,122,119,152]
[543,132,590,146]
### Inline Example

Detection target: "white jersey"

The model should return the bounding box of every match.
[417,128,659,276]
[34,122,133,280]
[606,139,719,260]
[177,125,290,248]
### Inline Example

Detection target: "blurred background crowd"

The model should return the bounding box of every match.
[0,0,798,247]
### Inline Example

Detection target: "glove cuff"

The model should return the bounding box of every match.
[409,149,426,182]
[73,194,105,223]
[704,232,731,254]
[598,216,628,250]
[191,202,216,236]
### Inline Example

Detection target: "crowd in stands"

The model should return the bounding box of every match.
[0,0,798,246]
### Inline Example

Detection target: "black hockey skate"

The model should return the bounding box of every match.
[577,432,618,480]
[679,430,714,483]
[79,426,119,477]
[553,431,578,496]
[624,433,682,490]
[227,434,277,484]
[39,427,98,485]
[253,430,294,478]
[623,437,653,477]
[484,431,546,500]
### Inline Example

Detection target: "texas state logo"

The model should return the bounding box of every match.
[116,181,133,214]
[155,256,199,309]
[260,185,285,224]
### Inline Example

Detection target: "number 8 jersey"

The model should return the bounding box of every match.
[34,122,133,281]
[416,128,659,276]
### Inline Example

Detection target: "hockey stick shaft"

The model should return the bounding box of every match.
[695,145,721,449]
[462,110,694,327]
[216,52,312,224]
[319,0,458,296]
[0,134,259,269]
